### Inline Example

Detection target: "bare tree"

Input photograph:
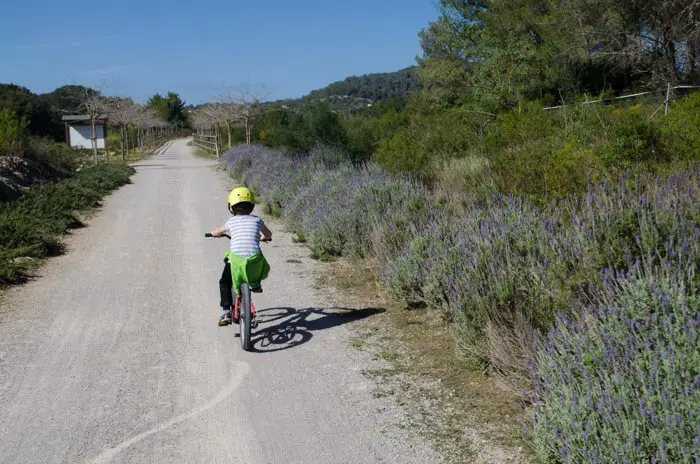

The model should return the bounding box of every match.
[69,87,108,163]
[213,91,244,149]
[191,107,217,134]
[106,97,140,161]
[134,107,159,152]
[223,84,272,145]
[138,108,167,152]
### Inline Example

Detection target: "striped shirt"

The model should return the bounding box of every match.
[225,215,264,258]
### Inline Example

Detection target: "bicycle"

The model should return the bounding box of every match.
[205,232,270,351]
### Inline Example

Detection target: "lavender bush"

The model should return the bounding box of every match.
[221,144,426,259]
[222,144,314,216]
[530,258,700,463]
[381,194,591,376]
[382,167,700,372]
[222,143,700,460]
[527,169,700,462]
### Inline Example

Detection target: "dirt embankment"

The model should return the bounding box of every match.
[0,156,69,203]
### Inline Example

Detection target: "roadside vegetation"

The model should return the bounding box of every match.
[213,1,700,461]
[0,106,136,285]
[0,84,188,286]
[0,163,134,285]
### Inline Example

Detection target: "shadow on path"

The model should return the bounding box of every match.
[242,307,385,353]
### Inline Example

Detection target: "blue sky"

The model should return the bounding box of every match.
[0,0,438,104]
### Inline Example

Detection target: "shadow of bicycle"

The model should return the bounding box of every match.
[248,307,385,353]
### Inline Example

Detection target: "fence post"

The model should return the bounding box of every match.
[664,82,672,115]
[215,121,221,156]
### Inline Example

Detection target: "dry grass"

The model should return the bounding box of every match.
[432,156,498,203]
[316,259,533,464]
[192,148,219,160]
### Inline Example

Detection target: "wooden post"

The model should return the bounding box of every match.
[120,125,125,161]
[215,121,221,155]
[664,82,672,115]
[91,116,98,164]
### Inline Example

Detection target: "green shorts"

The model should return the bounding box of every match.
[224,250,270,294]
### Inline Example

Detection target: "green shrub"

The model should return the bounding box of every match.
[433,155,498,204]
[307,104,349,148]
[0,109,29,156]
[600,105,669,168]
[0,163,134,284]
[489,102,590,198]
[662,91,700,159]
[375,128,430,176]
[25,137,86,170]
[375,107,495,180]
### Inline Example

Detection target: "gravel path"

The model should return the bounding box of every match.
[0,139,441,464]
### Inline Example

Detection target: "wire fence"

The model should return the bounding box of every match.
[543,84,700,118]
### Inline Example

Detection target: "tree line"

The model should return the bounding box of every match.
[190,0,698,200]
[0,83,189,161]
[418,0,699,108]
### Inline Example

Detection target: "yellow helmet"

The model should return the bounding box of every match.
[228,187,255,206]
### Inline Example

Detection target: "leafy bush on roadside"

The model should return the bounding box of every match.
[0,163,134,284]
[0,109,29,156]
[662,91,700,160]
[600,105,669,168]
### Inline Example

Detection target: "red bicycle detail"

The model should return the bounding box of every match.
[206,232,269,352]
[234,285,258,351]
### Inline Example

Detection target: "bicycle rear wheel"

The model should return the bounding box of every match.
[239,283,252,351]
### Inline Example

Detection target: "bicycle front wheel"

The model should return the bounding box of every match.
[239,283,252,351]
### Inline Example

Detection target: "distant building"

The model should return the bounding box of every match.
[62,115,108,150]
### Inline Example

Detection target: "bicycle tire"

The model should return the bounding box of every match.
[240,283,252,351]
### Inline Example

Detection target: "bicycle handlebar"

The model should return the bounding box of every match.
[205,232,271,242]
[205,232,230,239]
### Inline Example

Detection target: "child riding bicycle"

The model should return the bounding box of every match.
[209,187,272,326]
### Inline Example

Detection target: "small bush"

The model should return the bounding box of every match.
[433,156,497,203]
[600,105,669,167]
[374,107,495,181]
[0,163,134,284]
[288,165,426,259]
[375,128,430,176]
[0,109,29,156]
[489,102,604,198]
[662,91,700,159]
[25,137,86,170]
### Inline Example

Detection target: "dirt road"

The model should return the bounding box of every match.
[0,140,440,464]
